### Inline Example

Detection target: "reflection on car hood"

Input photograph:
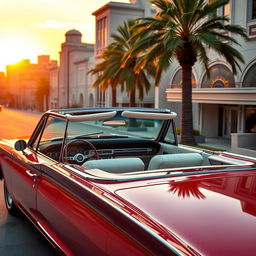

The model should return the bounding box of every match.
[107,171,256,256]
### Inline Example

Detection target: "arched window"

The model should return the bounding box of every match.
[243,62,256,87]
[201,64,235,88]
[171,69,196,88]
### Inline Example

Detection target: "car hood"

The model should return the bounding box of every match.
[108,171,256,256]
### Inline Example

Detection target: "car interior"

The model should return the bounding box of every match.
[32,110,255,177]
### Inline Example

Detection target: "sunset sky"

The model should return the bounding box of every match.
[0,0,129,73]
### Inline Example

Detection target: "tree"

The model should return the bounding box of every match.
[168,179,206,199]
[89,20,155,107]
[35,77,49,111]
[131,0,247,145]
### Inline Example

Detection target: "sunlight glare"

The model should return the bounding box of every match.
[0,35,41,72]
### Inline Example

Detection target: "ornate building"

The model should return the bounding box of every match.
[48,0,255,155]
[57,30,94,108]
[90,0,156,107]
[165,0,256,145]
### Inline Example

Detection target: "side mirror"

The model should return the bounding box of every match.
[14,140,27,152]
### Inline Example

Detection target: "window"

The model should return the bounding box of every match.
[40,117,66,143]
[66,115,165,140]
[242,62,256,87]
[31,117,47,151]
[221,3,230,17]
[171,69,196,88]
[96,17,107,55]
[218,2,230,25]
[96,85,105,107]
[245,106,256,133]
[248,0,256,20]
[201,64,235,88]
[253,0,256,20]
[32,116,66,156]
[164,121,176,144]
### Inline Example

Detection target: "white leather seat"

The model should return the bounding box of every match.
[148,153,204,170]
[82,157,145,173]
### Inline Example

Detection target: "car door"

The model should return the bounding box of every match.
[11,114,66,222]
[28,115,109,254]
[35,163,109,255]
[9,146,41,221]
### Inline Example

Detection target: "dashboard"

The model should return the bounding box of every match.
[39,138,161,164]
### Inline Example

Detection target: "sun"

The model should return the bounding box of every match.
[0,35,42,73]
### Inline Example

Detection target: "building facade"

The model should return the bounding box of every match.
[165,0,256,140]
[49,0,255,148]
[57,30,94,108]
[6,56,57,110]
[91,0,156,107]
[50,0,156,109]
[0,72,8,105]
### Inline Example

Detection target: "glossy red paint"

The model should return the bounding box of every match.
[0,146,155,255]
[1,108,256,256]
[93,170,256,256]
[0,142,40,220]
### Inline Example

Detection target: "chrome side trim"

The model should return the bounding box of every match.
[222,151,256,161]
[37,221,62,252]
[12,205,62,254]
[65,164,255,183]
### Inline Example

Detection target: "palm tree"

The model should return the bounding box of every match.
[168,180,206,199]
[89,20,155,107]
[131,0,247,145]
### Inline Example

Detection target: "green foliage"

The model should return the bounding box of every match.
[131,0,247,145]
[88,20,156,106]
[193,130,201,136]
[132,0,247,85]
[176,128,200,136]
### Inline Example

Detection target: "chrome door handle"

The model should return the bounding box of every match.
[26,170,40,178]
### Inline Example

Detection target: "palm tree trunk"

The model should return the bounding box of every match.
[129,88,136,107]
[112,86,117,107]
[180,64,196,145]
[129,88,137,127]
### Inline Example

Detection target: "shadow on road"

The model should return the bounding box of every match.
[0,181,56,256]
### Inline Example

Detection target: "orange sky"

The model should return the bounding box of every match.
[0,0,129,73]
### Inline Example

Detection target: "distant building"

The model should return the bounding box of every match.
[6,55,57,110]
[0,72,8,105]
[56,30,94,108]
[49,65,59,109]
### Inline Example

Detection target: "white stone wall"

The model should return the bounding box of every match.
[163,0,256,136]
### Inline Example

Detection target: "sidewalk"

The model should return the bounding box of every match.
[198,137,231,152]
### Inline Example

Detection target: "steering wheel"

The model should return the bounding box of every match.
[62,139,99,164]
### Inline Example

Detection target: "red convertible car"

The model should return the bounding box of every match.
[0,108,256,256]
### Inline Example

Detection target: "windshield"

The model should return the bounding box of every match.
[67,114,165,140]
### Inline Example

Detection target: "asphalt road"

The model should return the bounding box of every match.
[0,108,57,255]
[0,107,41,139]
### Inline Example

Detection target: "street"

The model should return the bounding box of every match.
[0,107,41,139]
[0,108,56,255]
